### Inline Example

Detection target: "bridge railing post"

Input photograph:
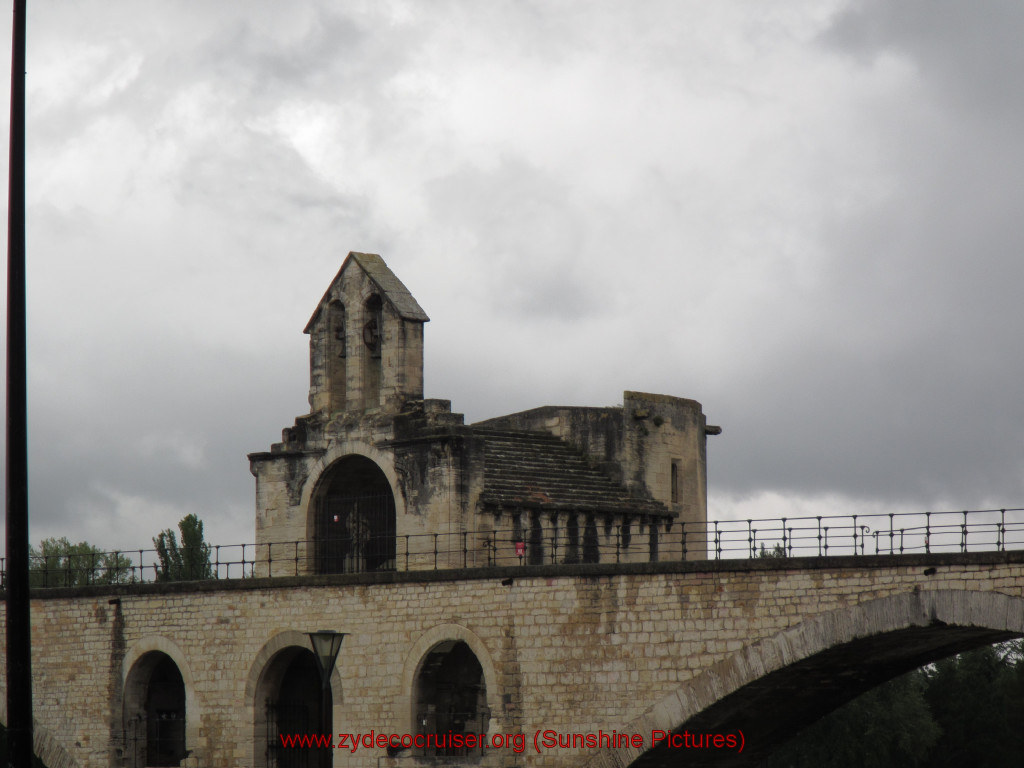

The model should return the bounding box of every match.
[961,510,968,552]
[816,516,822,557]
[925,512,931,553]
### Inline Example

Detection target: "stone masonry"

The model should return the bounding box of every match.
[1,552,1022,767]
[3,253,1022,768]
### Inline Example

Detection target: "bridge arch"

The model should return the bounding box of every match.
[589,589,1024,768]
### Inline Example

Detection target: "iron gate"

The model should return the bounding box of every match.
[317,491,395,574]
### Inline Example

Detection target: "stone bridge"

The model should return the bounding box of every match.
[2,550,1023,768]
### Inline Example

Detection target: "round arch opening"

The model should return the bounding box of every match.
[253,647,326,768]
[414,641,490,759]
[123,651,187,767]
[313,454,396,574]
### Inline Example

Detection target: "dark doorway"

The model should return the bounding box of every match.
[315,455,396,574]
[124,652,186,767]
[146,656,186,766]
[265,650,323,768]
[415,641,489,758]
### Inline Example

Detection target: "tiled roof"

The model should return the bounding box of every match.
[475,428,669,517]
[305,252,429,332]
[349,252,429,322]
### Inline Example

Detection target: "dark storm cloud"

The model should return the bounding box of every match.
[706,1,1024,508]
[27,331,310,548]
[825,0,1024,119]
[9,1,1024,551]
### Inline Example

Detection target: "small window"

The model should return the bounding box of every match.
[362,295,384,410]
[330,301,346,359]
[670,460,681,504]
[363,295,383,359]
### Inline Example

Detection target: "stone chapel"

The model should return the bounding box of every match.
[248,252,719,576]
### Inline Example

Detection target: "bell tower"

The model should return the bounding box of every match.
[304,252,429,415]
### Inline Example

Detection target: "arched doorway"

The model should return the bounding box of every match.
[123,652,187,767]
[313,455,396,574]
[415,641,490,758]
[255,647,324,768]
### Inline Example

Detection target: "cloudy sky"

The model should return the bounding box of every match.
[2,0,1023,552]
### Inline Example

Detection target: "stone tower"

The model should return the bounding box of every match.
[304,252,429,416]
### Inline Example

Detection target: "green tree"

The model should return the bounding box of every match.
[757,543,787,558]
[764,670,939,768]
[763,641,1024,768]
[153,514,214,582]
[922,642,1024,767]
[29,537,132,587]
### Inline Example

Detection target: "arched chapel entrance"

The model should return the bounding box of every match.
[313,455,396,574]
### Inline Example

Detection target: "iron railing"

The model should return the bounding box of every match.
[266,701,318,768]
[121,715,192,768]
[5,508,1023,586]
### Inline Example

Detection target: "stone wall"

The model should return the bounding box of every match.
[1,551,1022,768]
[476,391,717,531]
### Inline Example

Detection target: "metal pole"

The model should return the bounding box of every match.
[309,632,344,768]
[6,1,32,765]
[320,678,331,768]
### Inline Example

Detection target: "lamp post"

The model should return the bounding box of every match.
[6,2,33,766]
[308,630,346,768]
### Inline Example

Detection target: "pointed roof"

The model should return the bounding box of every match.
[304,252,429,332]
